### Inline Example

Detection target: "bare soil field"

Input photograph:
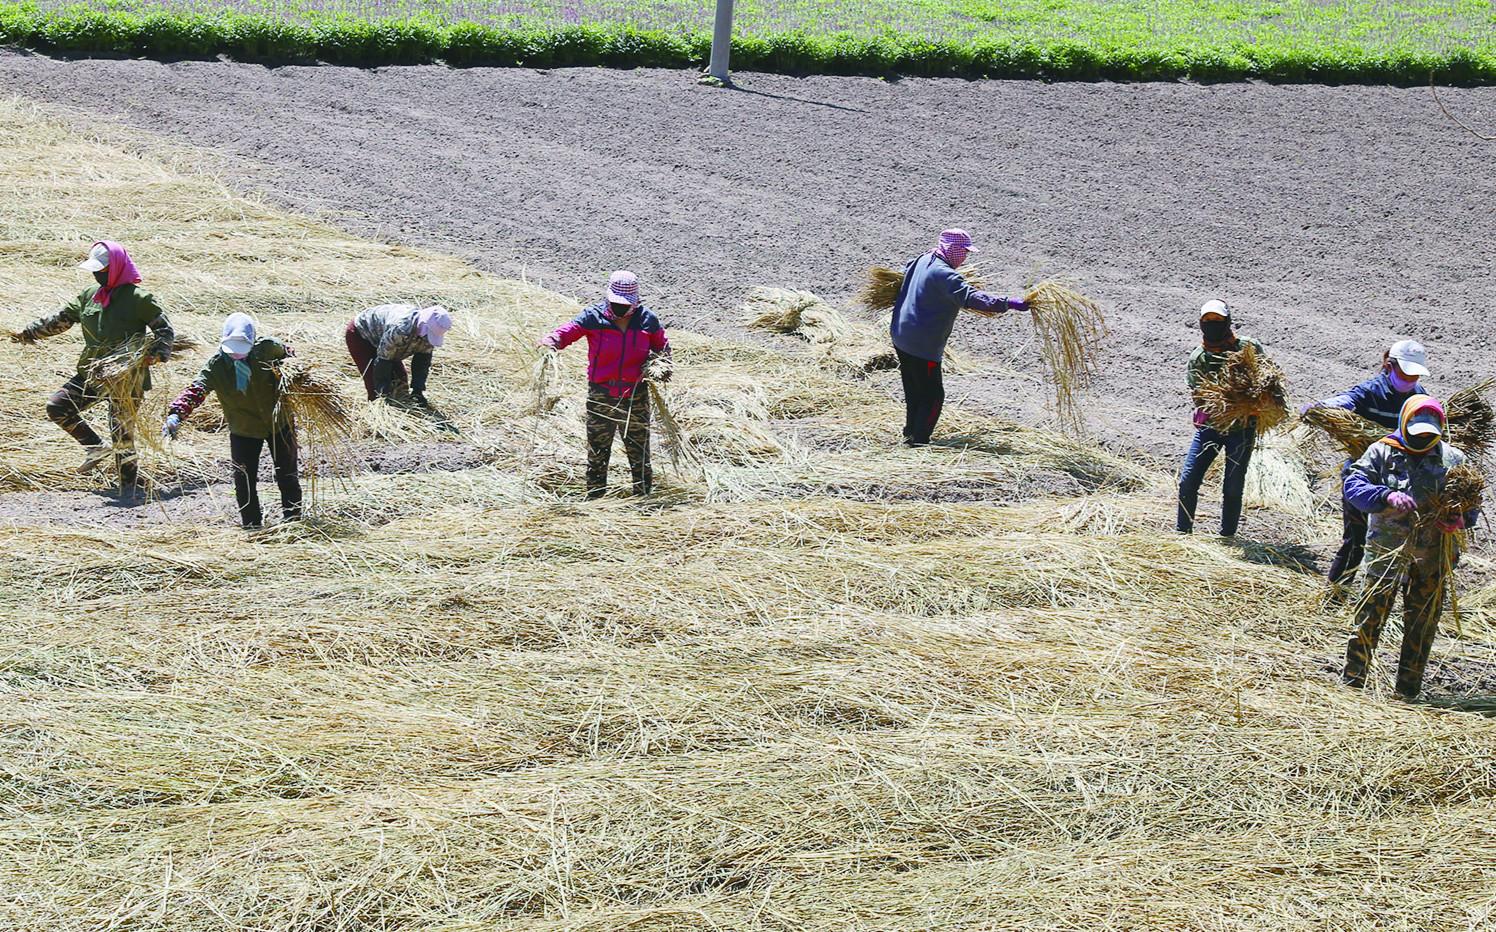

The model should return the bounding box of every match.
[1,52,1492,453]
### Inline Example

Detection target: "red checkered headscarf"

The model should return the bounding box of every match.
[934,229,977,268]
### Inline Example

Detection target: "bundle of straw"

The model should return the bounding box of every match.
[1194,343,1290,433]
[273,358,356,499]
[1299,406,1384,460]
[1447,378,1495,460]
[856,266,904,312]
[1423,463,1487,535]
[1022,281,1107,434]
[85,334,202,462]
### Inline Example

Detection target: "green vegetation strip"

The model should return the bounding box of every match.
[1,2,1493,82]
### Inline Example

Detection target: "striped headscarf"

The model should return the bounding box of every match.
[934,229,977,268]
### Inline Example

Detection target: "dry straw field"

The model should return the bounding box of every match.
[4,96,1496,930]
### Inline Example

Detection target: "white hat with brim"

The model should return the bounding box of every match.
[220,336,254,357]
[78,243,110,273]
[1389,339,1429,378]
[1199,299,1230,320]
[1407,422,1442,437]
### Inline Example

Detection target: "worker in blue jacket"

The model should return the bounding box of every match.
[889,229,1027,446]
[1302,339,1431,588]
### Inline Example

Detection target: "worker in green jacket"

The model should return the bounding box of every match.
[164,313,301,529]
[1176,300,1263,537]
[9,241,174,490]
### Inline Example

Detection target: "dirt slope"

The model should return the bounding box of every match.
[0,53,1492,451]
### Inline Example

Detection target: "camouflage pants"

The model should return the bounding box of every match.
[45,374,140,485]
[1344,549,1446,698]
[586,386,651,497]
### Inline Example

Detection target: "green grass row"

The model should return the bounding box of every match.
[1,3,1493,83]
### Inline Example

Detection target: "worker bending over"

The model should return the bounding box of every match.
[346,303,452,404]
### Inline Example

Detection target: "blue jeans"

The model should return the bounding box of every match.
[1176,425,1256,536]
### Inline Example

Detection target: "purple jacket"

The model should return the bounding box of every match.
[543,303,670,400]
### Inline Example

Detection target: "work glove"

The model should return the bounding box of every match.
[1297,401,1318,417]
[9,330,35,345]
[1192,408,1210,429]
[162,414,181,440]
[411,391,430,409]
[1437,514,1467,534]
[1385,491,1417,514]
[1006,298,1030,313]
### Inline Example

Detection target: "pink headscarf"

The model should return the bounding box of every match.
[90,241,142,308]
[933,229,977,269]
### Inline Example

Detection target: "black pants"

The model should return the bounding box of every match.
[229,429,302,528]
[1327,493,1369,585]
[896,347,943,445]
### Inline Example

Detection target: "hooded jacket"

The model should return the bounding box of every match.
[1319,372,1426,431]
[543,302,670,400]
[169,339,294,440]
[1343,397,1477,559]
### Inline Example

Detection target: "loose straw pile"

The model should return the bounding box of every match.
[1022,281,1107,434]
[1447,379,1495,460]
[1300,406,1384,459]
[1194,343,1290,433]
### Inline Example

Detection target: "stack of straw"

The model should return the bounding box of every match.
[1194,343,1290,433]
[746,287,896,374]
[1447,379,1495,460]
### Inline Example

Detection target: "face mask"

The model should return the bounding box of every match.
[609,303,634,319]
[93,269,109,288]
[1200,318,1233,343]
[1388,366,1417,393]
[1403,411,1443,452]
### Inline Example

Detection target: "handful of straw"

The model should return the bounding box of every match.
[856,266,905,312]
[1022,281,1107,434]
[1194,343,1290,433]
[273,358,356,499]
[1420,462,1487,623]
[1447,378,1494,460]
[86,334,201,456]
[1300,406,1384,459]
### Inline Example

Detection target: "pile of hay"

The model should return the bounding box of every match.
[1447,378,1495,460]
[745,287,895,375]
[1194,343,1290,433]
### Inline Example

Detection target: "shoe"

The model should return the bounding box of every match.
[77,445,111,474]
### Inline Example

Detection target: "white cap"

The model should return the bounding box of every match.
[1199,299,1230,320]
[1406,419,1442,438]
[219,312,256,357]
[78,243,110,273]
[1389,339,1429,378]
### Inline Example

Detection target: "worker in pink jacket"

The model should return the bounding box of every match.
[541,271,671,498]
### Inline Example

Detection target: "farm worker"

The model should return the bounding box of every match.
[540,270,671,499]
[163,314,300,529]
[345,303,452,404]
[1341,395,1476,699]
[8,241,174,490]
[1301,339,1431,590]
[163,314,301,530]
[889,229,1028,446]
[1176,300,1263,537]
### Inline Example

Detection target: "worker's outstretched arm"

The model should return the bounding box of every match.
[12,294,85,344]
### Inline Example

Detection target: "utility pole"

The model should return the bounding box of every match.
[706,0,735,84]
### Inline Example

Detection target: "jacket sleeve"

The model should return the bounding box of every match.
[1320,383,1364,411]
[410,352,432,393]
[935,265,975,312]
[542,319,586,351]
[1344,446,1392,513]
[648,325,670,358]
[139,292,174,361]
[169,360,216,420]
[964,289,1010,314]
[20,293,85,341]
[1186,350,1205,392]
[376,321,408,360]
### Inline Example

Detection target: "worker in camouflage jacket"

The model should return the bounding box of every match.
[164,314,301,529]
[1302,339,1432,590]
[345,303,453,404]
[1342,395,1479,699]
[541,270,671,499]
[1176,300,1262,538]
[9,241,174,490]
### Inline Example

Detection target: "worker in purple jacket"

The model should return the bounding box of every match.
[889,229,1028,446]
[1301,339,1431,589]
